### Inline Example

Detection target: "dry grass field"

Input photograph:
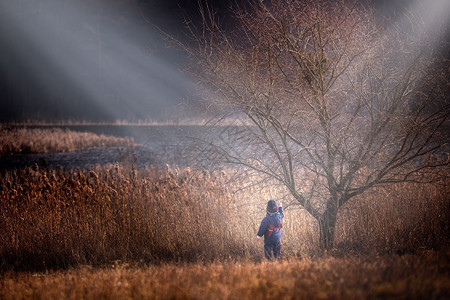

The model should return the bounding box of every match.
[0,127,449,299]
[0,127,134,155]
[1,251,449,300]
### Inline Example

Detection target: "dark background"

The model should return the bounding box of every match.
[0,0,235,122]
[0,0,437,123]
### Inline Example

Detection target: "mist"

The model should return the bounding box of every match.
[1,0,447,123]
[0,0,198,122]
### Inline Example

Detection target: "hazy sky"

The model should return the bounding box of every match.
[0,0,447,123]
[0,0,225,122]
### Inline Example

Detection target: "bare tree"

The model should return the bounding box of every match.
[180,0,449,250]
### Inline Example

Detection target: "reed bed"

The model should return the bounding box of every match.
[335,180,450,255]
[0,164,260,272]
[1,126,449,299]
[1,250,449,300]
[1,162,449,272]
[0,128,134,156]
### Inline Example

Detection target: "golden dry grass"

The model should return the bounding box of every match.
[335,180,450,255]
[1,127,449,299]
[0,165,260,271]
[1,162,449,272]
[1,250,449,300]
[0,128,134,155]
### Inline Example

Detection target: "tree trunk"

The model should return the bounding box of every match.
[318,200,338,251]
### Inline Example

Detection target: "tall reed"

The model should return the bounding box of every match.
[335,179,450,254]
[1,163,448,271]
[0,164,259,271]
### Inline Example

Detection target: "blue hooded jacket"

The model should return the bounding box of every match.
[257,205,284,245]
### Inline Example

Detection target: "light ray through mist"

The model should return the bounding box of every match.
[0,0,196,122]
[378,0,449,42]
[0,0,448,122]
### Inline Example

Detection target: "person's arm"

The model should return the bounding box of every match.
[257,218,268,238]
[278,203,284,219]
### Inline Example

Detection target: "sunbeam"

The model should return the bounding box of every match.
[0,0,196,122]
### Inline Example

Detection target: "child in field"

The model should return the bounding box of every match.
[257,200,284,260]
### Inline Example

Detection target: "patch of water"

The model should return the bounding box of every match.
[0,125,215,171]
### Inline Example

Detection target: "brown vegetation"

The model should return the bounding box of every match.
[0,164,257,271]
[0,128,448,298]
[1,162,448,272]
[0,128,134,156]
[335,180,450,255]
[1,251,449,299]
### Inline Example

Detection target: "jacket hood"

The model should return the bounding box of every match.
[266,200,278,214]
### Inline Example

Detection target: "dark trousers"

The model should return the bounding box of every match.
[264,242,281,260]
